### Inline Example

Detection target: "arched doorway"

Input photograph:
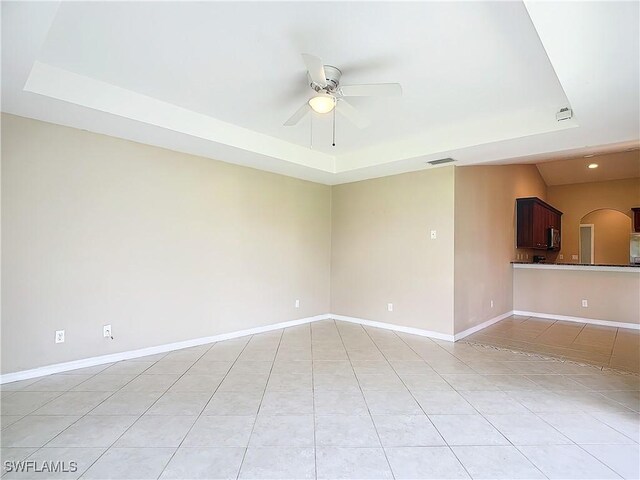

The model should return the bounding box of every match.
[579,209,632,265]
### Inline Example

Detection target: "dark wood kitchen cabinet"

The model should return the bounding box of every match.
[633,207,640,233]
[516,197,563,250]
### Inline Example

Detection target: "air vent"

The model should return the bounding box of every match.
[427,157,456,166]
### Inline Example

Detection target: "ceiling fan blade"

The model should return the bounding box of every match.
[337,99,370,129]
[283,103,310,126]
[341,83,402,97]
[301,53,327,87]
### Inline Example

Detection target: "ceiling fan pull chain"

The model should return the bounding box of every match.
[332,106,336,147]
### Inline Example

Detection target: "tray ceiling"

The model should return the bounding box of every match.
[2,1,638,184]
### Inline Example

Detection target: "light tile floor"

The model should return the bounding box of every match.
[1,319,638,479]
[464,315,640,373]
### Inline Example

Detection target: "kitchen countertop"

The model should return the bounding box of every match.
[512,262,640,273]
[511,261,640,267]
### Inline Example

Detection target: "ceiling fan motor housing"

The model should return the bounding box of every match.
[309,65,342,92]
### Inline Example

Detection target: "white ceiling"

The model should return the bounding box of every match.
[2,1,639,185]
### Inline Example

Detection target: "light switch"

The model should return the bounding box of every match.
[430,230,437,240]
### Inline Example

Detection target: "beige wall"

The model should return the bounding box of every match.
[513,267,640,325]
[331,167,456,335]
[453,165,547,334]
[4,113,637,375]
[581,209,632,265]
[547,179,640,263]
[1,114,331,374]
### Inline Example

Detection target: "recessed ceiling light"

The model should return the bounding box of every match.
[588,163,599,169]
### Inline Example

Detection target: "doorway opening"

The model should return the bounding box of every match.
[579,224,594,264]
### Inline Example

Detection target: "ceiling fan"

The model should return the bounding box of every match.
[284,53,402,131]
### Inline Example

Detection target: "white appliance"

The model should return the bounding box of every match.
[631,234,640,264]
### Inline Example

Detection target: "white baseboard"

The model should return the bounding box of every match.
[513,310,640,330]
[453,310,515,341]
[0,314,330,384]
[331,311,517,343]
[15,308,632,385]
[330,314,456,342]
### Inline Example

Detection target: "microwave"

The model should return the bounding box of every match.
[548,227,561,250]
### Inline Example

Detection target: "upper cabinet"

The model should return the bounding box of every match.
[632,207,640,233]
[516,197,563,250]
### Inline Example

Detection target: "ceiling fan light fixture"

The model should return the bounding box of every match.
[308,95,335,114]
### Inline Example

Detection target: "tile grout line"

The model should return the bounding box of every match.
[388,328,561,479]
[334,320,397,480]
[469,363,631,478]
[570,324,617,359]
[154,338,255,480]
[607,327,621,369]
[77,344,218,479]
[68,347,210,476]
[6,365,109,417]
[234,328,285,480]
[363,325,476,480]
[11,353,170,476]
[310,321,318,480]
[526,317,557,339]
[571,443,629,479]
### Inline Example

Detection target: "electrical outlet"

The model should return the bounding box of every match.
[490,300,494,308]
[581,299,588,308]
[103,324,112,338]
[295,299,300,308]
[559,254,564,260]
[387,303,393,312]
[55,330,65,344]
[572,255,579,260]
[430,230,437,240]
